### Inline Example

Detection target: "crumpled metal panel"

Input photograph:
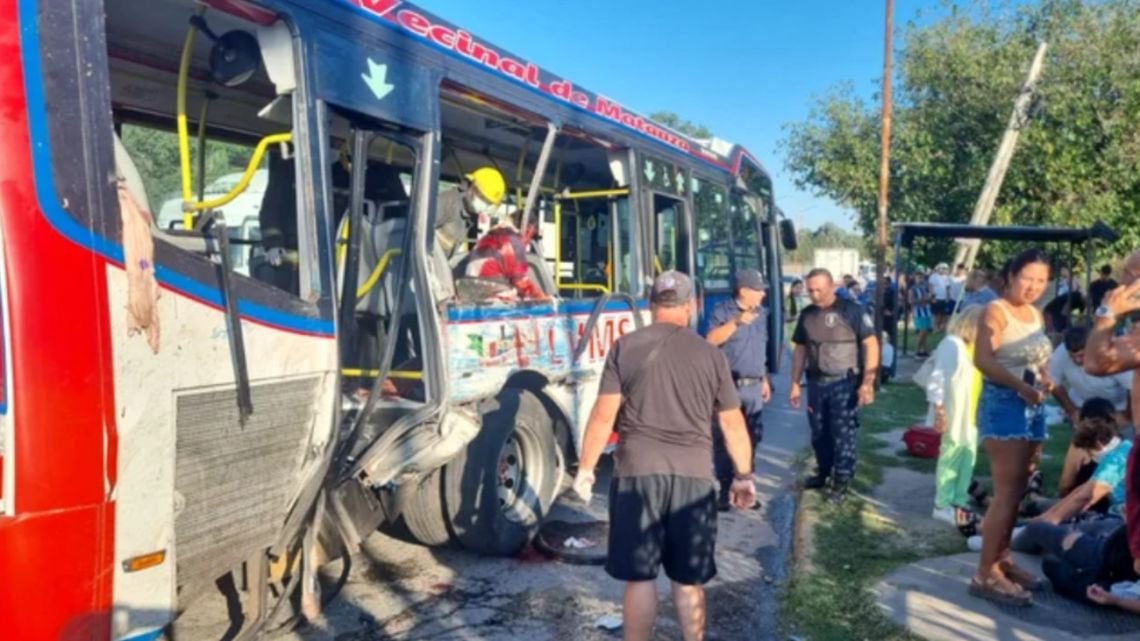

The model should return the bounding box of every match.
[174,376,320,594]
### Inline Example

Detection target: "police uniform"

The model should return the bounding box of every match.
[708,272,768,504]
[792,298,874,485]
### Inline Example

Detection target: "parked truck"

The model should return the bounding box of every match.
[813,248,861,281]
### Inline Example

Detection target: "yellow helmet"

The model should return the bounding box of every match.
[465,166,507,206]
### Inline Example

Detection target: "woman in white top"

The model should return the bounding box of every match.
[971,249,1055,607]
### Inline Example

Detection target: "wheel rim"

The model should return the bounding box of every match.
[496,432,526,523]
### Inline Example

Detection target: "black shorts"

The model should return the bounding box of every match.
[605,475,718,586]
[933,300,954,316]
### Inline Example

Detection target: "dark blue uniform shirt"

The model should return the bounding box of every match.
[708,298,769,379]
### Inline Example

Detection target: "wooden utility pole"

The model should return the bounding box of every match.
[955,42,1049,269]
[873,0,894,336]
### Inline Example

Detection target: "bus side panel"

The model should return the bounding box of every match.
[105,266,339,640]
[443,302,639,458]
[0,0,117,637]
[443,303,637,404]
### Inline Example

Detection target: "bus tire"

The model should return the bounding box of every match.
[378,469,453,547]
[444,388,560,556]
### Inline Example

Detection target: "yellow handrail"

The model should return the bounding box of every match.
[554,189,631,200]
[177,7,206,229]
[341,368,423,380]
[355,249,401,300]
[559,283,609,294]
[185,133,293,212]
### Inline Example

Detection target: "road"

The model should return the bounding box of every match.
[286,380,808,641]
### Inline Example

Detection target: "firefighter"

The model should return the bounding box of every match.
[435,165,507,258]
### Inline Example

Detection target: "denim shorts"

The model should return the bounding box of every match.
[977,381,1047,442]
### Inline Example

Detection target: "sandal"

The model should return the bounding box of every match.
[1000,560,1045,592]
[968,576,1033,607]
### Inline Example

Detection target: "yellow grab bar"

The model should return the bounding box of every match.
[185,133,293,212]
[177,7,206,229]
[554,189,631,200]
[355,249,401,300]
[559,283,610,294]
[341,368,423,380]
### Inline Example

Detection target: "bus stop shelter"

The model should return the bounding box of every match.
[891,221,1119,356]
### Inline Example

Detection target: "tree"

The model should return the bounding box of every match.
[780,0,1140,269]
[650,111,714,139]
[121,124,257,212]
[785,223,867,265]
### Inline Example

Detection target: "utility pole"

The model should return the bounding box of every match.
[955,42,1049,269]
[873,0,894,337]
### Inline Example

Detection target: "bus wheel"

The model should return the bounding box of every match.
[378,468,453,547]
[444,388,560,556]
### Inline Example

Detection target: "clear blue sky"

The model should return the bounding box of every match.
[425,0,937,232]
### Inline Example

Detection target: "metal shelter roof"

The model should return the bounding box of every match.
[892,221,1118,248]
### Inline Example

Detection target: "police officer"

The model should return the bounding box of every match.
[707,269,770,510]
[789,268,880,502]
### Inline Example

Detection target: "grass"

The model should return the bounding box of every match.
[781,380,1072,641]
[782,382,953,641]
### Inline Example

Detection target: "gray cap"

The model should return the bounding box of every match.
[651,270,694,305]
[734,269,767,291]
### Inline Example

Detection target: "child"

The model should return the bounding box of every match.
[913,307,984,532]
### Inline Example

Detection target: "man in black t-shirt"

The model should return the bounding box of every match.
[573,271,757,641]
[789,268,880,502]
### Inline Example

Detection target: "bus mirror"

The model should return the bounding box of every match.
[779,219,798,251]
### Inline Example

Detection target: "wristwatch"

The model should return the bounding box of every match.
[1095,305,1116,321]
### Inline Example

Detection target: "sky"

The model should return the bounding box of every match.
[424,0,938,233]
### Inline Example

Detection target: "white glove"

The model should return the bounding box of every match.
[572,469,596,502]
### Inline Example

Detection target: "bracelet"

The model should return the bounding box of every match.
[734,472,753,481]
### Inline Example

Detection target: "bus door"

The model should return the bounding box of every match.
[301,23,445,550]
[693,176,732,333]
[638,155,693,279]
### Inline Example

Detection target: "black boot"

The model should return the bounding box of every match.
[804,473,829,490]
[828,479,851,504]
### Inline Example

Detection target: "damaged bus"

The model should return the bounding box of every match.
[0,0,792,638]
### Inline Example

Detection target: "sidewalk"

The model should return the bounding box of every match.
[877,553,1140,641]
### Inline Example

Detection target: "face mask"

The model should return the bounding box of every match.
[1093,437,1122,462]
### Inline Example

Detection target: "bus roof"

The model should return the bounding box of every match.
[229,0,770,183]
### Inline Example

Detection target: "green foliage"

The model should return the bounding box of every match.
[780,0,1140,269]
[120,124,255,211]
[785,222,868,264]
[649,111,714,139]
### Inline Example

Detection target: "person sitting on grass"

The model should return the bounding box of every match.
[1033,401,1131,525]
[913,307,984,533]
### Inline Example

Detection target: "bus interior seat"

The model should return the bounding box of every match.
[252,149,300,294]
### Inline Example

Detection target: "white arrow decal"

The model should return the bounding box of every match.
[362,58,395,101]
[644,161,656,183]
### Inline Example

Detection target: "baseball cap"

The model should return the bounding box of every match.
[650,270,694,305]
[734,269,767,292]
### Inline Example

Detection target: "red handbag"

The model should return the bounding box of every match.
[903,426,942,459]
